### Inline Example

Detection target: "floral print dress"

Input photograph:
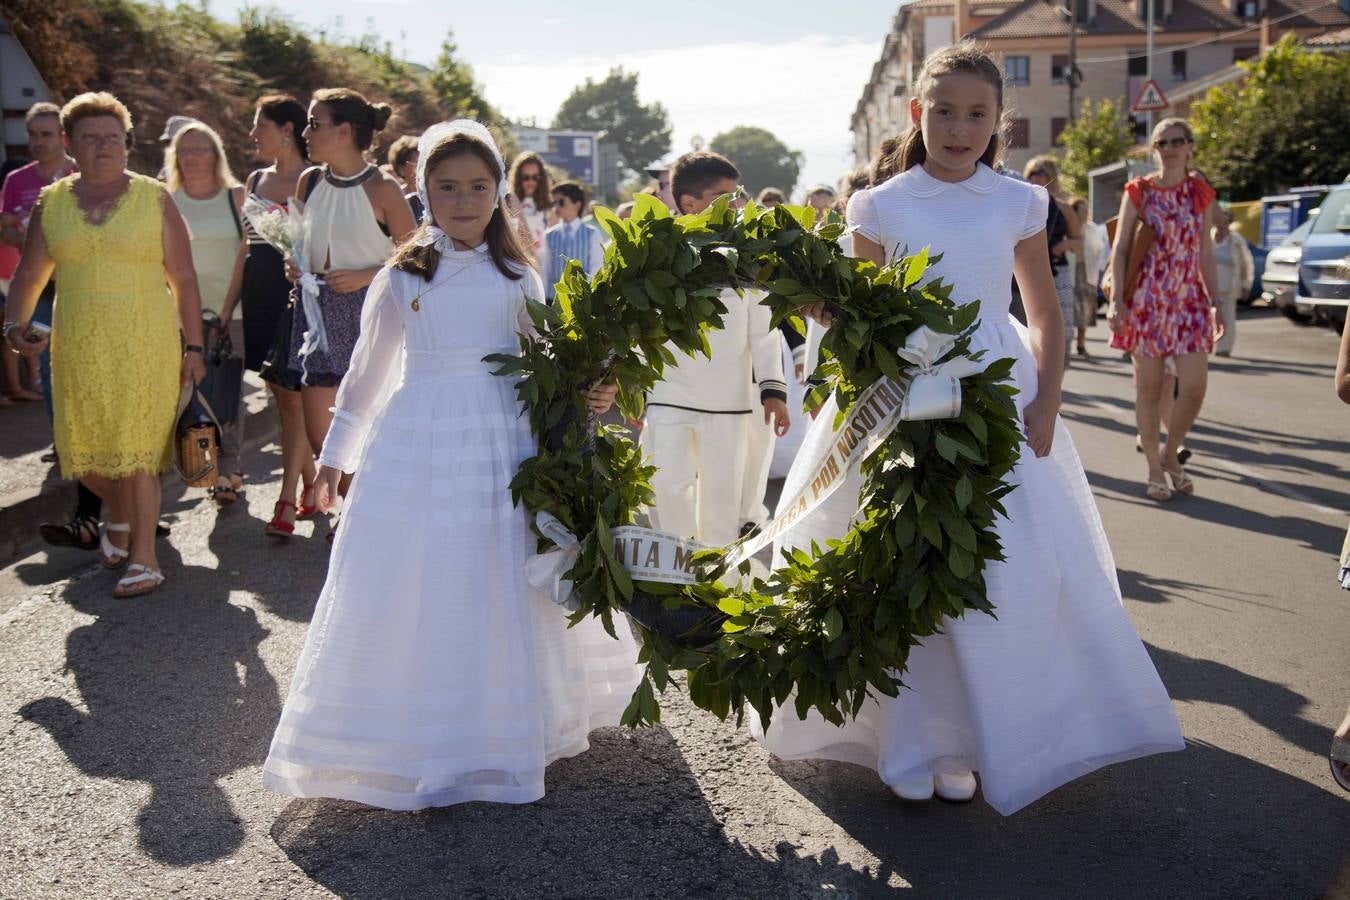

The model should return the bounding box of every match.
[1110,174,1217,357]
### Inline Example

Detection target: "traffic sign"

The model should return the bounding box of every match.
[1131,79,1170,113]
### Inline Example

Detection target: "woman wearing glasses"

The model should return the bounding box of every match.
[506,151,551,255]
[3,92,207,596]
[1107,117,1221,501]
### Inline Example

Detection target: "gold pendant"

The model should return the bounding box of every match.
[411,296,421,312]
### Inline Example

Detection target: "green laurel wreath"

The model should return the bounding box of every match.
[488,193,1023,729]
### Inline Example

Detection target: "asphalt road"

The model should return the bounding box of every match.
[1,308,1347,899]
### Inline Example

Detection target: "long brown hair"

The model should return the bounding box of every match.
[391,133,532,282]
[884,42,1004,176]
[509,151,551,210]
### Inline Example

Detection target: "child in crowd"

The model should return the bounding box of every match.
[758,43,1183,815]
[263,121,642,810]
[542,180,604,302]
[640,151,790,547]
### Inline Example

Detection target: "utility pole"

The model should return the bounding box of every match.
[1145,0,1156,134]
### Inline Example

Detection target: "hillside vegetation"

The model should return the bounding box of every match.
[1,0,500,176]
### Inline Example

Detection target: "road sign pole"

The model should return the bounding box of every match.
[1146,0,1155,134]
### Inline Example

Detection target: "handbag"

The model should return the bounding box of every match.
[198,313,244,425]
[258,290,302,391]
[173,386,223,488]
[1103,179,1156,306]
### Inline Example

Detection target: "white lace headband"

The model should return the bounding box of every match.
[415,119,510,226]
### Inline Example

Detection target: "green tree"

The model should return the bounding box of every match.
[1055,97,1136,199]
[553,68,671,178]
[709,126,802,197]
[1191,35,1350,198]
[429,33,499,123]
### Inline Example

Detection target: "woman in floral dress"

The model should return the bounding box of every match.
[1107,117,1220,501]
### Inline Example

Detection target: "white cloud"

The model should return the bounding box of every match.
[473,36,879,198]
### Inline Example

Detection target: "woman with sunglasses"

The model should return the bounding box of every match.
[1107,117,1222,502]
[506,151,551,255]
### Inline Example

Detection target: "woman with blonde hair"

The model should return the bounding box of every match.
[166,121,249,502]
[4,92,206,596]
[1108,117,1221,500]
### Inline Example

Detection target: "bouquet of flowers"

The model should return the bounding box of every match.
[242,195,327,355]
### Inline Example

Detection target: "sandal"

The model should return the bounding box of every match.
[265,499,297,538]
[210,475,238,506]
[1146,480,1172,502]
[40,514,100,551]
[1163,464,1194,496]
[98,523,131,569]
[297,480,319,520]
[113,563,164,598]
[1331,736,1350,791]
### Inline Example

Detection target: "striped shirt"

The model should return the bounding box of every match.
[543,219,604,301]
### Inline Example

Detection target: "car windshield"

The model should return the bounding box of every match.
[1282,219,1315,246]
[1309,189,1350,234]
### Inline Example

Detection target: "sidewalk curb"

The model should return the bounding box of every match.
[0,405,279,565]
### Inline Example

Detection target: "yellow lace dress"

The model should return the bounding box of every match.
[40,173,180,479]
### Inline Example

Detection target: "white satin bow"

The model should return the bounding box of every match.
[525,511,582,612]
[297,272,328,356]
[893,325,988,420]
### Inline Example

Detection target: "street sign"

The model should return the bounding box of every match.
[511,127,600,184]
[1131,79,1169,113]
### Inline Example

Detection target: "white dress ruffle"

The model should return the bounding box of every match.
[263,250,643,810]
[756,165,1183,816]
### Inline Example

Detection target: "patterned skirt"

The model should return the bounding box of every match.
[287,280,369,388]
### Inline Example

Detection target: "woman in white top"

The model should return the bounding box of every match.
[285,88,415,491]
[166,121,248,502]
[1210,204,1253,357]
[507,151,551,256]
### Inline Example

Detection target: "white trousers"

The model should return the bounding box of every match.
[740,414,775,527]
[640,406,750,547]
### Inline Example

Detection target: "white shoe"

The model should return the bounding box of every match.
[934,770,977,802]
[888,771,935,801]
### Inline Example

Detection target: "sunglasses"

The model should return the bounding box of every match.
[1153,136,1192,149]
[520,173,541,183]
[553,197,573,207]
[307,116,335,131]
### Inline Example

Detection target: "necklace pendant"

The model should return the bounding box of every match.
[411,296,421,312]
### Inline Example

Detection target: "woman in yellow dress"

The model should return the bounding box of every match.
[4,92,206,597]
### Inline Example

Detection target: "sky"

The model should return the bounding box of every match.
[205,0,903,197]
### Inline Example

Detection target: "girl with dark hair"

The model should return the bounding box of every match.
[263,121,640,811]
[760,43,1183,815]
[221,95,319,534]
[283,88,415,531]
[507,150,551,254]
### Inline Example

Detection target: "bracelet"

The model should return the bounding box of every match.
[184,344,204,355]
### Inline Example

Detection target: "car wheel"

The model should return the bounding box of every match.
[1279,304,1314,324]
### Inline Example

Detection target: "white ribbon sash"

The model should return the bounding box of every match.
[527,325,990,604]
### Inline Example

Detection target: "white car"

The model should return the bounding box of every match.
[1263,218,1315,322]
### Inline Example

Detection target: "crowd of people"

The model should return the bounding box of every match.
[3,36,1318,814]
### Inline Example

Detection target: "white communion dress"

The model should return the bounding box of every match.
[262,245,643,810]
[756,164,1183,815]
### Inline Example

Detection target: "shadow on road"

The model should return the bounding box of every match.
[18,541,282,866]
[270,723,894,898]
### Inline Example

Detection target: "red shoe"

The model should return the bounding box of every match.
[297,481,319,520]
[265,499,297,537]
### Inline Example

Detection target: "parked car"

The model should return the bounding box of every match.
[1263,219,1315,322]
[1294,184,1350,330]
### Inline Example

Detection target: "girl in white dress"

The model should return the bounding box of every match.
[756,44,1184,815]
[262,121,644,811]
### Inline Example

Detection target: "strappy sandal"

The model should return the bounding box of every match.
[297,480,319,520]
[40,514,100,551]
[1146,480,1172,502]
[264,499,297,538]
[1331,736,1350,791]
[98,523,131,569]
[210,475,238,506]
[113,563,164,598]
[1163,464,1195,496]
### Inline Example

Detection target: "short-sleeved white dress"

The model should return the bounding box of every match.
[262,244,644,810]
[756,164,1184,816]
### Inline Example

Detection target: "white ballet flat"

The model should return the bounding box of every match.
[934,770,978,802]
[99,522,130,570]
[888,771,935,801]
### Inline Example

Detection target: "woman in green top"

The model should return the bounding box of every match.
[166,121,247,503]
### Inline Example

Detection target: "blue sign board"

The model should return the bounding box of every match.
[514,128,599,184]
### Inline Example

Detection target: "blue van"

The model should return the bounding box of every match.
[1294,184,1350,328]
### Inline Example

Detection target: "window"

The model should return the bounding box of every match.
[1128,53,1148,77]
[1051,117,1069,145]
[1171,49,1188,82]
[1052,54,1070,84]
[1007,118,1030,148]
[1005,56,1030,86]
[1131,115,1149,140]
[1233,45,1259,62]
[1234,0,1260,17]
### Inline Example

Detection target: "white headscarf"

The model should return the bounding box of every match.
[414,119,510,251]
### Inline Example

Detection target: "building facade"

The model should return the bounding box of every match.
[851,0,1350,175]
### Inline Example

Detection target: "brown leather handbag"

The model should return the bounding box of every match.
[1103,180,1155,306]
